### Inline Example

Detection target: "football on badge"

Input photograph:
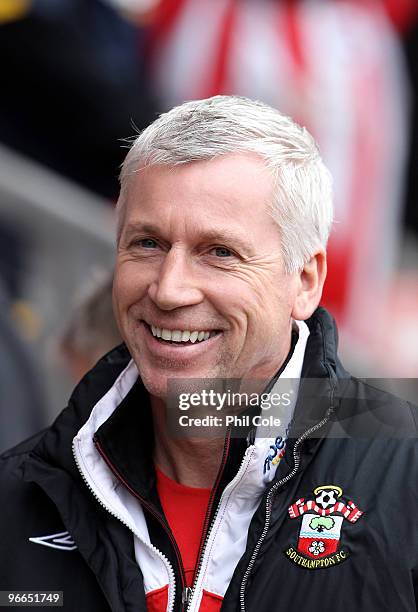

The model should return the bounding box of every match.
[314,486,342,510]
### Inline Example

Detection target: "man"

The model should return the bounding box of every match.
[0,96,416,611]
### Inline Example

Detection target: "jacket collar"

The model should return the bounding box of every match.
[282,307,350,465]
[73,318,310,505]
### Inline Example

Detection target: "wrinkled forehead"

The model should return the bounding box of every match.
[116,154,277,243]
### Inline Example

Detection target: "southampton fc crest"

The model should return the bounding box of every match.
[284,485,363,569]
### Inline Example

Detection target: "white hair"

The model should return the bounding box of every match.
[118,95,333,273]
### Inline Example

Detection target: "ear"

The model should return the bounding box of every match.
[291,250,327,320]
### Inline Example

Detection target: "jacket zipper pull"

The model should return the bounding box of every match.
[246,427,256,447]
[182,586,192,607]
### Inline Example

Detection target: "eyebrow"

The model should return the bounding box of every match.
[120,222,253,254]
[122,222,161,240]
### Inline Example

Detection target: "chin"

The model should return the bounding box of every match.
[136,363,223,400]
[142,380,168,400]
[134,365,167,399]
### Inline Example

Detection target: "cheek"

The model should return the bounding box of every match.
[114,262,149,307]
[113,268,129,308]
[208,278,270,337]
[243,279,295,337]
[113,276,137,332]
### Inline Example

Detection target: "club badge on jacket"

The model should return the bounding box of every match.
[284,485,364,569]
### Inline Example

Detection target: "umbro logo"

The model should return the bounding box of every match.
[29,531,77,551]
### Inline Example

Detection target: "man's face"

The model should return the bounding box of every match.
[113,153,301,398]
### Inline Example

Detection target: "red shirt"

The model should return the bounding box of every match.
[146,467,227,611]
[155,465,211,587]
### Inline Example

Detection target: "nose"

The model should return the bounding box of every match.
[147,247,204,310]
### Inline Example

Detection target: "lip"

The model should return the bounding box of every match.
[138,320,222,359]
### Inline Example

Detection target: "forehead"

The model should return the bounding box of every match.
[120,153,276,233]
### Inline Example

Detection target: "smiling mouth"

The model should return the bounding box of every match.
[143,322,220,345]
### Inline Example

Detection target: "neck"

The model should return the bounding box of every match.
[151,395,225,488]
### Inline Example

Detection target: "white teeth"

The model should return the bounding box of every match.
[189,331,199,343]
[151,325,162,338]
[149,324,216,343]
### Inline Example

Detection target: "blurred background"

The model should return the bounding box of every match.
[0,0,417,451]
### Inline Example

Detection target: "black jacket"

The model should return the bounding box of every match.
[1,308,417,611]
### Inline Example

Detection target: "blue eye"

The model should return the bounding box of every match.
[213,247,232,257]
[140,238,158,248]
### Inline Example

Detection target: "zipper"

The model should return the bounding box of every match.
[191,430,231,578]
[72,438,177,612]
[182,587,193,607]
[182,429,232,610]
[92,437,190,608]
[238,407,334,612]
[186,437,255,611]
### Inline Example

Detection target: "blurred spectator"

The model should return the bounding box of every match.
[59,270,122,383]
[0,0,156,199]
